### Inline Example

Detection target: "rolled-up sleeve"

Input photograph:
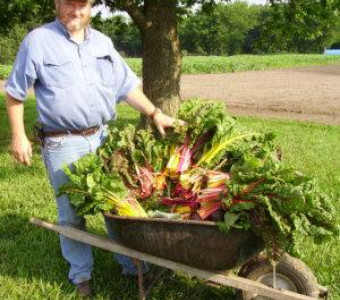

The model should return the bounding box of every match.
[112,48,141,102]
[5,36,37,101]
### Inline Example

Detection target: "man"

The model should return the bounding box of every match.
[6,0,177,297]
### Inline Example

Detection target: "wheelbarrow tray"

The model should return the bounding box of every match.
[103,212,264,270]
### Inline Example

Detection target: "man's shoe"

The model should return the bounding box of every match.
[76,280,92,298]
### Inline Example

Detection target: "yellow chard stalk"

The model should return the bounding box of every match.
[197,133,258,166]
[166,145,181,176]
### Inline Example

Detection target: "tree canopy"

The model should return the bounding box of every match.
[180,2,264,56]
[0,0,54,33]
[261,0,339,52]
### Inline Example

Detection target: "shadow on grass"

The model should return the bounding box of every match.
[0,212,142,299]
[0,213,71,290]
[0,158,44,182]
[0,212,236,299]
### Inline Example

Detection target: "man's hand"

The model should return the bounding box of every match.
[125,88,185,137]
[153,112,185,138]
[6,93,32,165]
[10,134,32,166]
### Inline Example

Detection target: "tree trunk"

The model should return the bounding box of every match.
[139,0,182,128]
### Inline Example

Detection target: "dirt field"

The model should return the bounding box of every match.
[2,65,339,125]
[180,65,340,125]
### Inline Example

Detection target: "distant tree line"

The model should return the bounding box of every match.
[93,1,340,57]
[91,14,143,57]
[0,1,339,64]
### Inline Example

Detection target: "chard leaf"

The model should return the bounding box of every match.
[230,202,255,212]
[218,212,240,233]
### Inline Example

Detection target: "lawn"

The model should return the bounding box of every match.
[1,54,340,79]
[0,94,339,299]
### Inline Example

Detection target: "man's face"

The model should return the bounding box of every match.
[55,0,92,33]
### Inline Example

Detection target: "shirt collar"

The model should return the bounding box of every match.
[54,18,93,41]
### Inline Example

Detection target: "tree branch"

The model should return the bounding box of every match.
[103,0,149,33]
[123,0,149,34]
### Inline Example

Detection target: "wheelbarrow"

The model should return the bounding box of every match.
[30,214,328,300]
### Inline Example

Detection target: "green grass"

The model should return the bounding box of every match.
[181,54,340,74]
[0,94,339,299]
[1,54,340,79]
[0,65,12,80]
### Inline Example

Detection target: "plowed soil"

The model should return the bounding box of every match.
[180,65,340,125]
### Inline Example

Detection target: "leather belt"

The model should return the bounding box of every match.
[43,126,100,138]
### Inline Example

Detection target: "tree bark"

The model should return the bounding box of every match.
[108,0,182,127]
[139,0,182,127]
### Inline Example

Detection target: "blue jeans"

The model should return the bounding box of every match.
[42,126,146,284]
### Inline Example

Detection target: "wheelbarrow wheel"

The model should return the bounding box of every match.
[238,253,320,299]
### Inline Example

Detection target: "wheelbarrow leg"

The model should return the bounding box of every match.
[133,259,168,300]
[134,259,146,300]
[144,266,168,297]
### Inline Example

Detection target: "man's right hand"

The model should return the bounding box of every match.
[11,134,32,166]
[6,93,32,166]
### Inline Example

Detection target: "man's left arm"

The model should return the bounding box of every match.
[125,87,179,137]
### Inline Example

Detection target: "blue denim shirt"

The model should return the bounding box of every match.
[5,19,140,132]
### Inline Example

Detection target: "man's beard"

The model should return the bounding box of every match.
[65,17,90,32]
[57,10,91,33]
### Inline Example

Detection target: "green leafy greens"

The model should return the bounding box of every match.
[60,100,339,259]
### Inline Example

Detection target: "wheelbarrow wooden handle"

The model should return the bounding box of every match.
[29,218,316,300]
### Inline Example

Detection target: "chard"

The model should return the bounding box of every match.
[197,132,259,167]
[179,168,206,191]
[197,187,225,202]
[162,197,199,209]
[153,172,167,192]
[173,205,192,214]
[172,183,197,201]
[206,170,230,188]
[176,143,192,173]
[166,145,181,176]
[61,99,339,260]
[197,202,222,220]
[104,191,147,218]
[147,210,181,219]
[136,166,154,199]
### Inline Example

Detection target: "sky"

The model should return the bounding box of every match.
[247,0,267,4]
[91,0,268,18]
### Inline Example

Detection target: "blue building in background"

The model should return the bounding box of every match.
[324,49,340,55]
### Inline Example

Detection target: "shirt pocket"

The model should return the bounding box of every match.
[43,56,76,88]
[93,53,115,87]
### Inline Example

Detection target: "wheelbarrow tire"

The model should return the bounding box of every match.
[238,253,319,300]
